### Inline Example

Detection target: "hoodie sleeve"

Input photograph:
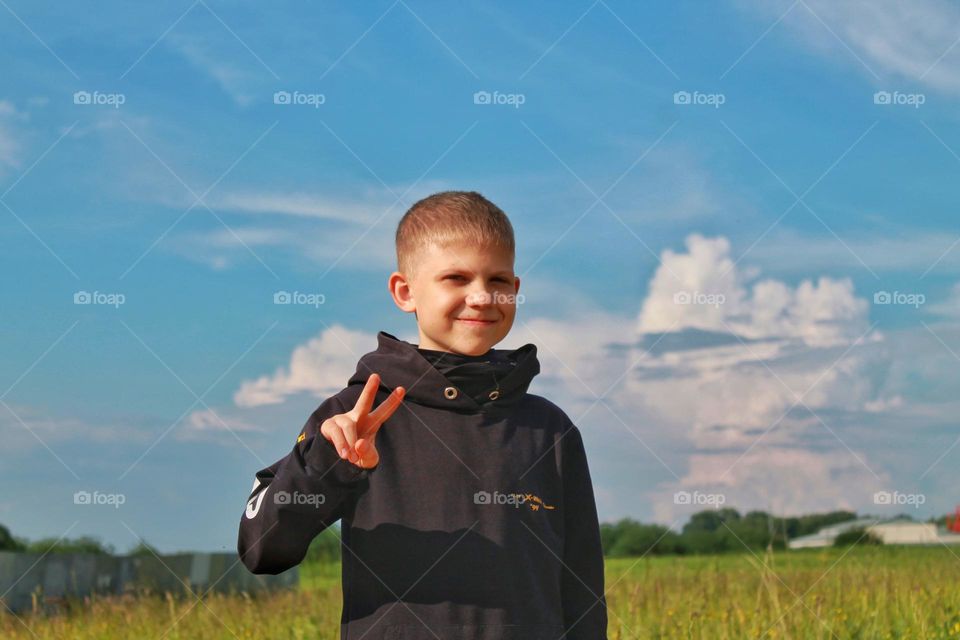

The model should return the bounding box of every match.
[559,424,608,639]
[237,394,374,574]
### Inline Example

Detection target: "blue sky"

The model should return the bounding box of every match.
[2,0,960,553]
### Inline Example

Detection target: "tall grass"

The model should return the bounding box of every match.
[2,546,959,639]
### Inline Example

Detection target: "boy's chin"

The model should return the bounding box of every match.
[434,332,497,355]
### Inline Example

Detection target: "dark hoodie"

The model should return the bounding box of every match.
[238,331,608,640]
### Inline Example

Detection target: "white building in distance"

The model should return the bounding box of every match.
[788,516,960,549]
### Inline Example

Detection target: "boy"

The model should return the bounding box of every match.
[238,191,608,639]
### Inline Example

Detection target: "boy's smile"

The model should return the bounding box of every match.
[389,240,520,356]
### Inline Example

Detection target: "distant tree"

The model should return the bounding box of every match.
[725,511,788,551]
[608,523,681,557]
[128,540,161,557]
[833,527,883,547]
[784,511,857,538]
[304,527,341,563]
[0,524,26,551]
[26,536,114,555]
[682,508,741,535]
[678,529,734,554]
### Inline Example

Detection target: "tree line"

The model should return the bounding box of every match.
[2,508,931,559]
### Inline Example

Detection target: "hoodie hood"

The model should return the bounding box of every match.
[347,331,540,413]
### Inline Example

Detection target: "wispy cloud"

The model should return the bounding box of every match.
[0,100,26,178]
[739,0,960,94]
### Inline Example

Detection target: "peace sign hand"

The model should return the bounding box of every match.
[319,373,405,469]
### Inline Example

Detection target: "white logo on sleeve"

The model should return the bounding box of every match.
[244,478,270,519]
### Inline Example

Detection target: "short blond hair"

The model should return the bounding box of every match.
[395,191,515,278]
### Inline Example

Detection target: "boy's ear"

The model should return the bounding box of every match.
[388,271,416,314]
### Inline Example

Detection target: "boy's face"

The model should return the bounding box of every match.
[390,240,520,356]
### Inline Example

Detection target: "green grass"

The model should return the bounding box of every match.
[3,546,960,639]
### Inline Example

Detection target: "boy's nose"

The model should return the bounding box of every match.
[465,290,493,306]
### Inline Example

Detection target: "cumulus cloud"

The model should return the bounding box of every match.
[190,233,957,526]
[637,233,871,347]
[621,233,890,523]
[232,324,378,407]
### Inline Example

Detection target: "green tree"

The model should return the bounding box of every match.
[128,540,161,557]
[608,523,681,557]
[304,527,341,563]
[833,527,883,547]
[26,536,114,555]
[0,524,26,551]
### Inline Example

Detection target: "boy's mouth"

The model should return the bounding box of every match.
[457,318,496,326]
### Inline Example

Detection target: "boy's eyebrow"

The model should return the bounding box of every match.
[438,267,515,277]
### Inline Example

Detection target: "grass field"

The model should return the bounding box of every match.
[3,546,960,639]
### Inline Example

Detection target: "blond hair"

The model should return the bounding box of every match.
[395,191,515,277]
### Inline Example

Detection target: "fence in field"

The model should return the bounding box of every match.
[0,551,298,614]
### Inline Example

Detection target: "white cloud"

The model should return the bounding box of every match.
[232,324,375,407]
[739,0,960,95]
[651,448,888,524]
[168,34,260,107]
[638,233,872,347]
[180,407,265,436]
[622,233,891,523]
[186,233,960,526]
[211,191,380,223]
[0,100,25,177]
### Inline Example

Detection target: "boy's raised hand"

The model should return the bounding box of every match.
[319,373,405,469]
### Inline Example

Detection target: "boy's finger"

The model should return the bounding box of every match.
[354,438,379,469]
[367,386,405,432]
[324,425,350,461]
[350,373,380,419]
[337,417,360,464]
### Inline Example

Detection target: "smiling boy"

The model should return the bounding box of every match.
[238,191,608,639]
